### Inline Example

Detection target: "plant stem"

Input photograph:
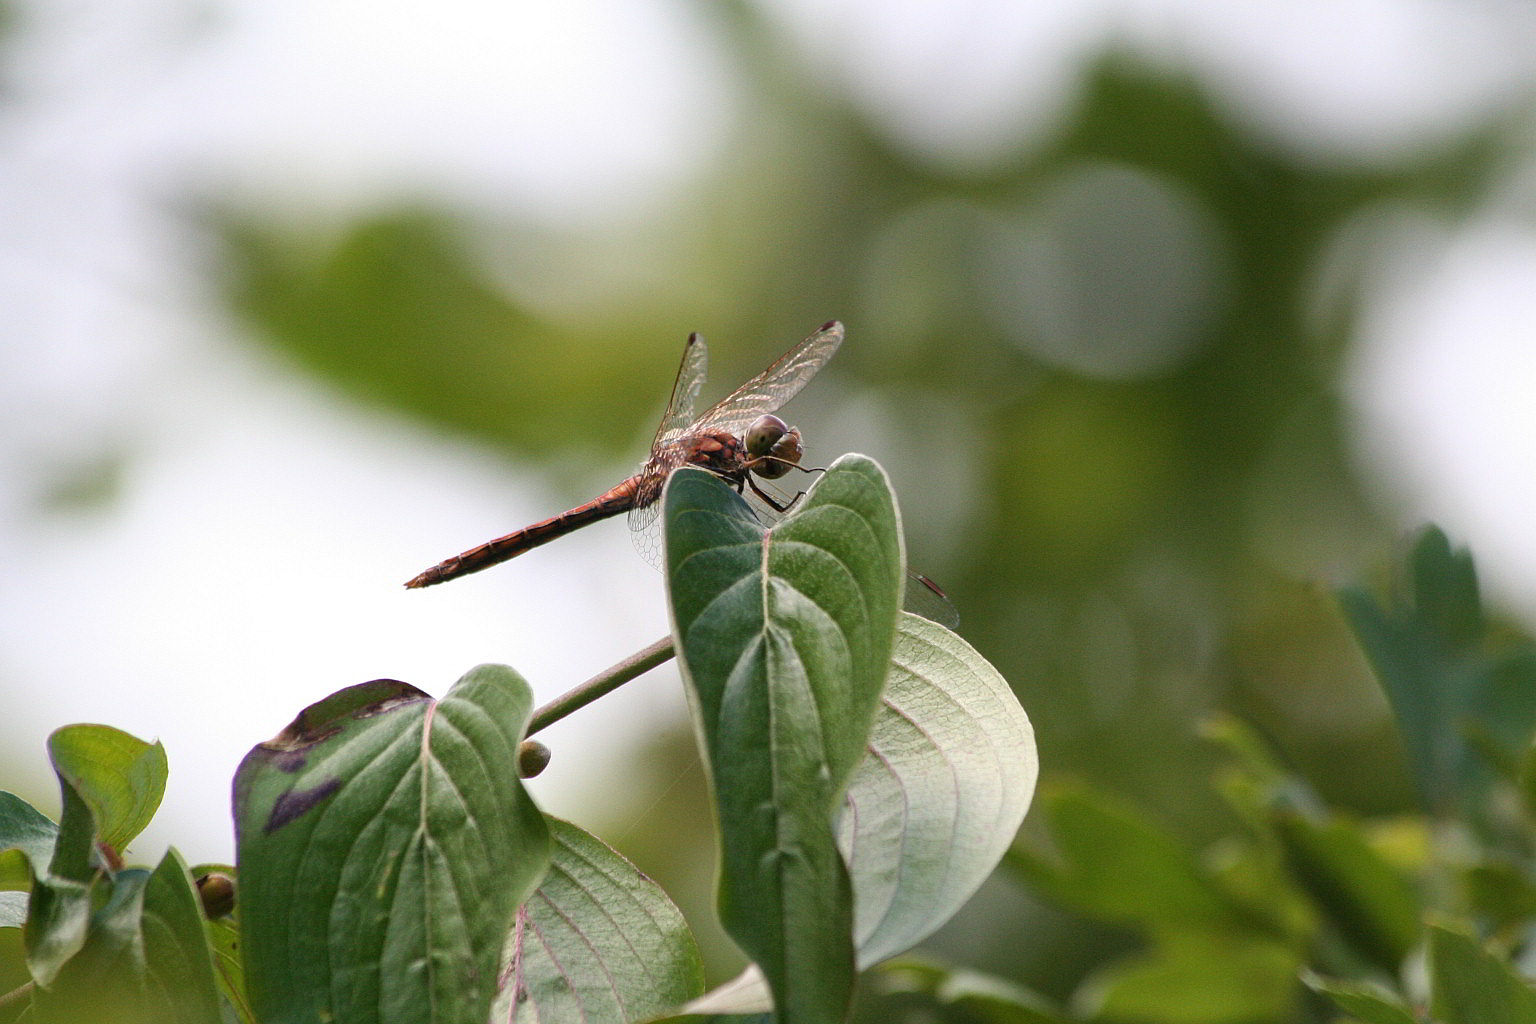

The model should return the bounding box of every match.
[526,635,676,737]
[0,981,33,1015]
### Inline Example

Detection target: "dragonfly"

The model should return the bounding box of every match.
[404,321,959,627]
[405,321,845,589]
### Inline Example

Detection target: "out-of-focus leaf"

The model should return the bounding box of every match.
[1429,919,1536,1024]
[1271,810,1419,974]
[1339,526,1536,816]
[219,212,670,462]
[1201,836,1316,949]
[46,724,167,853]
[234,667,551,1024]
[494,817,703,1022]
[1305,973,1420,1024]
[1462,859,1536,936]
[1201,714,1323,824]
[665,456,903,1023]
[858,959,1072,1024]
[1079,931,1301,1024]
[1006,784,1230,929]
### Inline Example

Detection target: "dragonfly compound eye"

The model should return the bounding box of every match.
[746,414,802,479]
[744,414,787,457]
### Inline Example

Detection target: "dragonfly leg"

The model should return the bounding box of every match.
[753,456,825,479]
[747,475,801,513]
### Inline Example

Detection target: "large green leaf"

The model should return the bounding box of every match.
[234,666,551,1024]
[664,456,904,1023]
[494,817,704,1021]
[682,614,1037,1017]
[845,613,1036,966]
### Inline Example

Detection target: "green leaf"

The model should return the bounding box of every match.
[204,915,255,1024]
[665,456,904,1024]
[1271,810,1419,974]
[47,724,168,853]
[494,817,704,1021]
[1006,784,1230,929]
[138,849,223,1024]
[860,960,1071,1023]
[1338,526,1536,816]
[929,971,1069,1024]
[0,790,60,888]
[1429,919,1536,1024]
[234,667,551,1024]
[30,868,150,1024]
[1305,973,1419,1024]
[681,615,1038,1016]
[29,851,220,1024]
[186,860,252,1021]
[844,613,1037,967]
[1081,931,1301,1024]
[23,873,93,988]
[26,728,136,985]
[1463,859,1536,933]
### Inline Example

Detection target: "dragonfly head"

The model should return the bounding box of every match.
[745,414,803,480]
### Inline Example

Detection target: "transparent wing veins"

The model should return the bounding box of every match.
[654,333,709,447]
[688,321,844,439]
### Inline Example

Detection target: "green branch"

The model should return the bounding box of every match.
[525,635,676,737]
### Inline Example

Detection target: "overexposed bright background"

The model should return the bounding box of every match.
[3,0,1535,988]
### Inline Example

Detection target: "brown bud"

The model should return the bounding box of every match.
[518,740,552,778]
[196,871,236,918]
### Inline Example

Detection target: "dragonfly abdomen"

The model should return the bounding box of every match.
[404,476,642,588]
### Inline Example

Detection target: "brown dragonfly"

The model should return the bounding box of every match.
[405,321,845,589]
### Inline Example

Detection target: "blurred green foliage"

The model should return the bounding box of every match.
[211,3,1534,1015]
[845,528,1536,1023]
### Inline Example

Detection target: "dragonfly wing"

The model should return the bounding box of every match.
[653,333,709,448]
[628,499,665,568]
[688,321,844,439]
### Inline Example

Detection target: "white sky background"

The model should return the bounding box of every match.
[2,0,1535,865]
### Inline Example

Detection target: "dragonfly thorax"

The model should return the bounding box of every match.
[646,431,750,479]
